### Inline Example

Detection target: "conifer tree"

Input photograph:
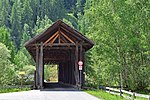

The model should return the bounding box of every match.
[10,0,22,49]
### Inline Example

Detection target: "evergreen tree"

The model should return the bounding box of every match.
[22,0,33,28]
[10,0,22,49]
[51,0,66,21]
[81,0,150,90]
[33,15,53,35]
[30,0,39,25]
[0,0,11,27]
[20,24,31,48]
[0,42,16,85]
[0,27,15,62]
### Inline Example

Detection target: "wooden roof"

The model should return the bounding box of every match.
[24,20,94,63]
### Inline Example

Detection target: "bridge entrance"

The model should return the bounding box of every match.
[25,20,94,89]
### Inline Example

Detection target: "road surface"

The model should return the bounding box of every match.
[0,90,100,100]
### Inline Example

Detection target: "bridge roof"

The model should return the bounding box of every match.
[24,20,94,64]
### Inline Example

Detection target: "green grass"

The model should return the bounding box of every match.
[85,90,125,100]
[85,90,148,100]
[122,94,147,100]
[0,88,30,93]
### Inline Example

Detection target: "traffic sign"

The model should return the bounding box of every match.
[78,61,83,66]
[79,65,83,70]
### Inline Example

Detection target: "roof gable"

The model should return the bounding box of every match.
[24,20,94,50]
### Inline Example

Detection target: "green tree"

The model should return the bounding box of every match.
[20,24,31,48]
[22,0,33,28]
[51,0,66,21]
[0,0,11,27]
[81,0,150,91]
[33,15,53,35]
[23,65,35,84]
[0,42,16,85]
[14,50,29,70]
[10,0,22,49]
[0,27,16,62]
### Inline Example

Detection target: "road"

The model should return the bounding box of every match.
[0,90,100,100]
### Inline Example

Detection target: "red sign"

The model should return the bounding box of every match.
[78,61,83,66]
[79,65,83,70]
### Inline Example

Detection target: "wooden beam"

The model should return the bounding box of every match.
[60,31,76,45]
[44,57,68,60]
[60,34,69,43]
[43,31,59,45]
[27,42,89,47]
[60,38,65,43]
[39,42,44,88]
[46,43,75,46]
[58,34,61,44]
[36,45,39,88]
[59,34,73,48]
[74,42,79,86]
[79,43,83,61]
[82,49,85,86]
[58,27,61,44]
[50,34,59,44]
[70,50,74,85]
[28,46,75,51]
[60,26,82,41]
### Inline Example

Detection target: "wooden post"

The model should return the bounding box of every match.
[82,49,85,86]
[75,42,79,87]
[33,71,36,89]
[36,45,39,88]
[120,72,123,96]
[58,27,61,44]
[79,43,83,88]
[39,42,44,88]
[133,92,136,100]
[79,43,83,61]
[71,50,75,85]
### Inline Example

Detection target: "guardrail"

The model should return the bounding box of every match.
[100,86,150,100]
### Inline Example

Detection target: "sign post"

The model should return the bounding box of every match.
[19,71,25,88]
[78,61,83,88]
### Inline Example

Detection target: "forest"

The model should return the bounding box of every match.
[0,0,149,92]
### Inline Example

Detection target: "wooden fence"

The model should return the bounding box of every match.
[100,86,150,100]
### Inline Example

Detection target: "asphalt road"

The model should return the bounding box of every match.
[0,90,100,100]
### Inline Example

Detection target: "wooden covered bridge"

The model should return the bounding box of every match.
[24,20,94,89]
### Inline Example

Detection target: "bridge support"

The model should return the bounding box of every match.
[35,43,44,89]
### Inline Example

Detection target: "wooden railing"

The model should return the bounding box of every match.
[100,86,150,100]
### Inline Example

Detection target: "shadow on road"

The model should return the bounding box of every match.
[40,82,80,91]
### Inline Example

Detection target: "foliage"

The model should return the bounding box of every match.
[81,0,150,91]
[33,15,53,35]
[0,0,149,92]
[0,27,15,62]
[14,50,29,70]
[44,65,58,82]
[23,65,35,84]
[10,0,22,49]
[0,43,16,85]
[0,87,30,93]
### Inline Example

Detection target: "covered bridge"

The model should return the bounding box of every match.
[24,20,94,89]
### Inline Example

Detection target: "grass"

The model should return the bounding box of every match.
[0,87,30,93]
[85,90,125,100]
[122,94,147,100]
[85,90,148,100]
